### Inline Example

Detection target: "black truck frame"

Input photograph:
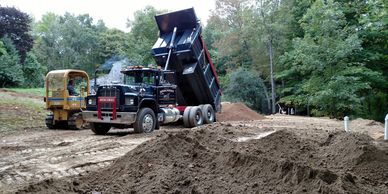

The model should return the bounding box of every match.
[82,8,222,134]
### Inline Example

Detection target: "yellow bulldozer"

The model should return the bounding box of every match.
[44,69,89,129]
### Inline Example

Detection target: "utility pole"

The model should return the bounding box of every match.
[268,36,276,114]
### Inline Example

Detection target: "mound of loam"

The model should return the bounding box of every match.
[19,124,388,194]
[349,118,385,140]
[217,102,264,122]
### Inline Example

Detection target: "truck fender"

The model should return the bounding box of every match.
[138,99,158,114]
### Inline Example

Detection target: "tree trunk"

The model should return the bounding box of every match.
[262,84,271,114]
[268,37,276,114]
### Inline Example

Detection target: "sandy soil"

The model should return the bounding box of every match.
[15,121,388,194]
[1,114,386,193]
[0,91,386,193]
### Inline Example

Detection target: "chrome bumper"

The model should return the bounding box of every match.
[82,111,136,124]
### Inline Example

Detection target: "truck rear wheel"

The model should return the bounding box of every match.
[134,108,156,133]
[189,106,203,127]
[183,106,193,128]
[201,104,215,124]
[91,123,111,135]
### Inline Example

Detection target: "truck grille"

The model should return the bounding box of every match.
[99,87,120,110]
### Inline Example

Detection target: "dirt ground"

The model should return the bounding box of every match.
[0,91,387,193]
[1,116,386,193]
[15,124,388,194]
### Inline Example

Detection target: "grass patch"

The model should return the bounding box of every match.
[0,93,43,111]
[0,92,46,134]
[6,88,45,97]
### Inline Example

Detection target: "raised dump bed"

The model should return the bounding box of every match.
[152,8,221,111]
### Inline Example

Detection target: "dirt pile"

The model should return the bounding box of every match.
[18,124,388,194]
[349,118,385,140]
[217,102,264,121]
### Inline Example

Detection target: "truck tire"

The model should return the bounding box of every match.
[91,123,111,135]
[134,108,156,133]
[201,104,215,124]
[183,106,193,128]
[189,106,203,127]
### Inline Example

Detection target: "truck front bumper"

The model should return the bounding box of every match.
[82,111,136,124]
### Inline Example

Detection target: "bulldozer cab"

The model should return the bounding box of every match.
[45,69,90,110]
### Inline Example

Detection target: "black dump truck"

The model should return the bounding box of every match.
[82,8,221,134]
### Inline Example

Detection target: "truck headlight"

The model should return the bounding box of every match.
[88,98,95,105]
[125,97,134,105]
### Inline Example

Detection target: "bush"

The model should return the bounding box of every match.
[224,68,269,114]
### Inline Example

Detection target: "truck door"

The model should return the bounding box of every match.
[156,72,176,105]
[157,87,176,105]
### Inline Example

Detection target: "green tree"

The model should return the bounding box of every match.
[225,68,270,113]
[211,0,253,70]
[277,0,383,118]
[22,52,45,87]
[97,28,128,60]
[59,13,100,71]
[0,39,5,55]
[356,0,388,120]
[126,6,161,65]
[33,13,62,71]
[0,6,33,63]
[33,13,103,74]
[252,0,285,113]
[0,38,24,87]
[203,14,234,76]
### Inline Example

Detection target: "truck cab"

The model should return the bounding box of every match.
[122,66,177,107]
[82,66,180,134]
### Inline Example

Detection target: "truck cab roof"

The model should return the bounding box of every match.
[121,66,163,74]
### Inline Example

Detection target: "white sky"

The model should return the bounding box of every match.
[0,0,216,32]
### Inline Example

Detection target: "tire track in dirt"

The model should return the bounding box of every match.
[1,114,384,193]
[0,129,153,192]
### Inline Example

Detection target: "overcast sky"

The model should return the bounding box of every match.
[0,0,216,32]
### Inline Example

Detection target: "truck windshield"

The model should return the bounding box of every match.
[124,71,155,86]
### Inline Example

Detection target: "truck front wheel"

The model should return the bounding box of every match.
[134,108,156,133]
[91,123,111,135]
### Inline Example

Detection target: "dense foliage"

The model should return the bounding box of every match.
[225,68,270,114]
[0,6,33,63]
[0,37,24,87]
[205,0,387,121]
[0,0,386,120]
[0,6,40,87]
